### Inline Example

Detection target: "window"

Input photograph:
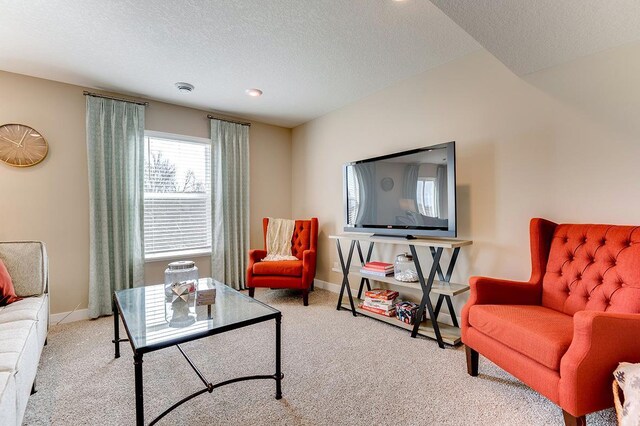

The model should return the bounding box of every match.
[416,178,436,217]
[143,131,211,259]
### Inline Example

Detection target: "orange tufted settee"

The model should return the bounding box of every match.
[463,218,640,426]
[247,218,318,306]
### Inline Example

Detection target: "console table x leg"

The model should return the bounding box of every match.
[429,247,461,327]
[409,245,445,348]
[335,239,357,316]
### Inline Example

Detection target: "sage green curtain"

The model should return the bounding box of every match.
[86,96,145,318]
[210,119,249,289]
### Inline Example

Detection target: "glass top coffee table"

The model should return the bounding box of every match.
[113,279,282,426]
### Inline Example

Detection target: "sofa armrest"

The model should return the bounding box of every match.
[246,249,267,288]
[302,249,317,288]
[248,249,267,265]
[559,311,640,415]
[0,241,48,297]
[468,276,541,306]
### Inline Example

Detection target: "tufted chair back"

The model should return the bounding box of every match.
[542,223,640,316]
[262,218,319,260]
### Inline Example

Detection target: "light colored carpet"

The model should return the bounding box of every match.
[24,288,616,425]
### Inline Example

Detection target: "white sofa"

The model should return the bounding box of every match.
[0,242,49,425]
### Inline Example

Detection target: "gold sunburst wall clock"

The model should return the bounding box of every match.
[0,123,49,167]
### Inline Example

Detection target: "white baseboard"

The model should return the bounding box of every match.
[314,278,342,293]
[50,308,89,325]
[314,278,460,327]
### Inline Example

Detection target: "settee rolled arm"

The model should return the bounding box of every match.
[248,249,267,265]
[468,276,542,306]
[559,311,640,416]
[302,249,317,288]
[246,249,267,286]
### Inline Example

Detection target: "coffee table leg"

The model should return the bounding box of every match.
[113,295,120,359]
[275,314,282,400]
[134,353,144,425]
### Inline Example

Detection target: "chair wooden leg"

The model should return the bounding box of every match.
[562,410,586,426]
[31,378,37,395]
[465,345,479,377]
[310,280,315,291]
[248,287,255,298]
[303,289,309,306]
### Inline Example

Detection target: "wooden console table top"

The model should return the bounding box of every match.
[328,233,472,249]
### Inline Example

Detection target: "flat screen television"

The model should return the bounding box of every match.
[343,142,456,238]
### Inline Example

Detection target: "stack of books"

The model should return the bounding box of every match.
[359,288,399,317]
[360,261,394,277]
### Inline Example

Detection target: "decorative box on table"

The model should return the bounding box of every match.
[196,278,217,306]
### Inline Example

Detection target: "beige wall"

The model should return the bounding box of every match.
[291,48,640,317]
[0,70,292,315]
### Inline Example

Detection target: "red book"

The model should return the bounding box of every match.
[364,261,394,271]
[364,289,399,301]
[359,303,396,317]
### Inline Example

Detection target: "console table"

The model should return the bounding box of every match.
[329,234,472,348]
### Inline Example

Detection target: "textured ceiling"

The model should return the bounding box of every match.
[429,0,640,75]
[0,0,480,127]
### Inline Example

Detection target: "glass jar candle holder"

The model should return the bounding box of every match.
[394,252,419,282]
[164,260,199,298]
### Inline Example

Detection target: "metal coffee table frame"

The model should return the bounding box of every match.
[113,289,283,426]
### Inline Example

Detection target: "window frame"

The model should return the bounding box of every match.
[143,130,212,262]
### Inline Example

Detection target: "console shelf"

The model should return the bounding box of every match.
[329,234,472,348]
[342,299,461,346]
[331,266,469,296]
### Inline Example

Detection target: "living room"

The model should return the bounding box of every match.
[1,1,639,425]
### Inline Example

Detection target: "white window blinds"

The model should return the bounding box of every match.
[143,133,211,258]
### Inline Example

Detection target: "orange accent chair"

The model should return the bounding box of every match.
[247,218,318,306]
[463,218,640,426]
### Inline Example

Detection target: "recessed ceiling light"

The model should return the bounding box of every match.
[245,88,263,97]
[175,82,195,93]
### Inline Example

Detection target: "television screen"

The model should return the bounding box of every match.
[343,142,456,238]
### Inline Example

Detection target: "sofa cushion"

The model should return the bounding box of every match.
[253,260,303,277]
[0,242,47,297]
[0,320,36,372]
[0,260,21,306]
[0,295,47,324]
[0,320,35,373]
[469,305,573,371]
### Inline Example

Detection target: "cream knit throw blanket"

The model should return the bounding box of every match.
[615,362,640,426]
[262,218,299,261]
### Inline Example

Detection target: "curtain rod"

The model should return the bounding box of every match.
[83,91,149,106]
[207,114,251,127]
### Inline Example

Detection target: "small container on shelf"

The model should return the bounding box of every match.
[395,301,423,325]
[394,253,419,282]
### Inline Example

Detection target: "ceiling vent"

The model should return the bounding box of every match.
[175,82,195,93]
